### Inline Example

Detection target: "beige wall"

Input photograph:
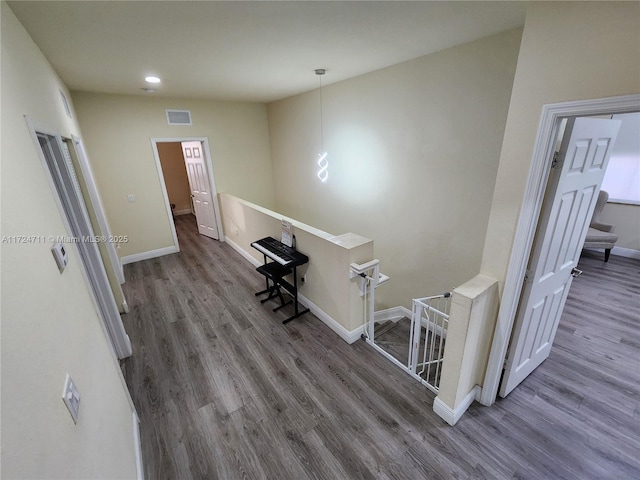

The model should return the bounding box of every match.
[157,142,192,213]
[481,1,640,285]
[1,3,138,478]
[219,194,373,336]
[268,28,522,310]
[601,202,640,252]
[71,92,274,257]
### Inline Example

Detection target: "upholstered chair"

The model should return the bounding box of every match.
[583,190,618,262]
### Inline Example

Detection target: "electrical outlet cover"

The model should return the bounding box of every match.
[62,374,80,424]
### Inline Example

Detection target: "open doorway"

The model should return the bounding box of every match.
[156,142,193,217]
[151,137,224,251]
[482,94,640,405]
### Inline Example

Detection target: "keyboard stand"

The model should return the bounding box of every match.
[255,262,292,312]
[255,252,310,324]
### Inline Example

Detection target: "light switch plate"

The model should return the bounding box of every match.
[62,374,80,424]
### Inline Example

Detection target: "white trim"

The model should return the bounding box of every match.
[25,116,132,359]
[122,299,130,314]
[374,306,411,323]
[611,246,640,260]
[132,411,145,480]
[482,94,640,407]
[121,246,178,265]
[224,236,363,344]
[434,386,481,426]
[298,293,364,344]
[173,208,193,216]
[608,198,640,206]
[225,237,261,267]
[70,135,125,284]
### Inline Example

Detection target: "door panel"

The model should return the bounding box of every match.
[181,141,219,240]
[500,117,621,397]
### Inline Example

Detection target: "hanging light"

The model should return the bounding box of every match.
[315,68,328,182]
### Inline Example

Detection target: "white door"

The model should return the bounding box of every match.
[181,141,219,239]
[499,117,621,397]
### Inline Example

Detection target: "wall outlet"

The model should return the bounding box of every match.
[127,194,135,202]
[301,274,307,284]
[62,374,80,424]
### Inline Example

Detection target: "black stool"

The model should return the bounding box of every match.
[255,262,292,312]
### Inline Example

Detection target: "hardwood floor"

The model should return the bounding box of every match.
[122,215,640,480]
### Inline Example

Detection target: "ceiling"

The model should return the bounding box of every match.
[8,1,528,103]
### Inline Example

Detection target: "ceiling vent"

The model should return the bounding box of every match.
[165,109,192,126]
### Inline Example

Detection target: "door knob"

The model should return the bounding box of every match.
[571,267,583,278]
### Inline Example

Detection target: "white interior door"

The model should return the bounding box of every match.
[499,117,621,397]
[181,141,219,239]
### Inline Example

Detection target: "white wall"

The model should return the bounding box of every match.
[602,113,640,204]
[600,113,640,254]
[71,92,275,258]
[1,3,138,478]
[267,28,522,310]
[600,202,640,253]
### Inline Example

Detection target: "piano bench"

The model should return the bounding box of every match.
[255,262,293,311]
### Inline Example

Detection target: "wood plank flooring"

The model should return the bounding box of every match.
[122,215,640,479]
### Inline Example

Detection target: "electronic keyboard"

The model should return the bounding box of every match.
[251,237,309,267]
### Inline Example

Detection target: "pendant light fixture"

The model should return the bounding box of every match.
[315,68,328,182]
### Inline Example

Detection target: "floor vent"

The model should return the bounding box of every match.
[165,109,192,126]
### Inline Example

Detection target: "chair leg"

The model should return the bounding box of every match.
[604,248,611,262]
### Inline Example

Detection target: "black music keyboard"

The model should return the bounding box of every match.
[251,237,308,267]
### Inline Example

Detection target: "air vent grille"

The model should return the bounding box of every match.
[165,109,192,126]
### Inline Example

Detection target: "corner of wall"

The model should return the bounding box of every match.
[434,274,500,423]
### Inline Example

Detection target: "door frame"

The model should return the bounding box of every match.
[25,115,133,359]
[150,137,225,251]
[481,93,640,406]
[70,135,125,284]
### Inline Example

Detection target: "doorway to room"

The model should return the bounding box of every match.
[482,94,640,405]
[151,137,223,251]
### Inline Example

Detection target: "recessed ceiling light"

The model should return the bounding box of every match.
[145,75,161,84]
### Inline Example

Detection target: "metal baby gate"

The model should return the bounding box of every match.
[351,261,450,394]
[408,294,450,393]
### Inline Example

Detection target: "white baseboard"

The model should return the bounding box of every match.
[298,293,364,344]
[374,306,411,323]
[121,299,130,314]
[433,385,481,426]
[225,236,261,267]
[612,246,640,260]
[121,245,179,265]
[173,209,193,216]
[225,237,363,344]
[132,410,144,480]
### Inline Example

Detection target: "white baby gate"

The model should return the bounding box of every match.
[351,261,449,394]
[409,294,450,393]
